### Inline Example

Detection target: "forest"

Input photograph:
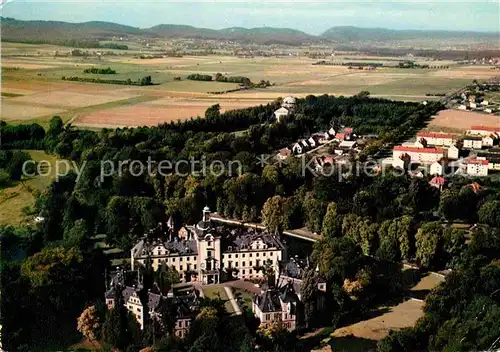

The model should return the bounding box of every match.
[1,94,499,351]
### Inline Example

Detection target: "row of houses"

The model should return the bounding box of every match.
[276,127,358,160]
[392,125,500,177]
[456,93,499,114]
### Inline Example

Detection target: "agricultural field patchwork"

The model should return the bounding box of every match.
[2,42,499,128]
[428,109,500,132]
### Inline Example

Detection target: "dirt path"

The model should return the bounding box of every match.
[224,286,242,315]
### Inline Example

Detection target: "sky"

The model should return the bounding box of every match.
[2,1,499,34]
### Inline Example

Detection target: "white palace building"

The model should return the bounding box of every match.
[131,207,286,284]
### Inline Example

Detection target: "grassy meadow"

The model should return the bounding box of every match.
[0,150,61,225]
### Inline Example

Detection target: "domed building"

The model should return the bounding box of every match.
[282,96,296,111]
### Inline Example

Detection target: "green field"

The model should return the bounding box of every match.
[0,150,61,225]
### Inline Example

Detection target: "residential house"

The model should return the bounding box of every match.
[335,133,345,141]
[131,207,285,283]
[307,136,319,149]
[447,145,460,159]
[339,140,357,150]
[292,142,304,155]
[392,153,411,170]
[292,139,311,155]
[393,146,445,164]
[463,135,483,149]
[466,159,489,176]
[252,284,300,331]
[104,270,166,331]
[416,132,454,146]
[482,135,495,147]
[430,161,445,176]
[414,139,427,148]
[311,132,331,144]
[313,155,335,172]
[273,107,289,123]
[277,148,292,160]
[392,157,405,170]
[468,125,500,136]
[252,258,327,332]
[429,176,446,191]
[477,151,500,171]
[167,284,201,339]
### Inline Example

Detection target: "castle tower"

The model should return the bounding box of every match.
[195,206,221,284]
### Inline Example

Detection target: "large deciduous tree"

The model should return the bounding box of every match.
[415,222,442,269]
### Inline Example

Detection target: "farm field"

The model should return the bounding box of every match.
[428,109,500,132]
[2,42,499,129]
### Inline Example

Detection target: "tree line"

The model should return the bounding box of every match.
[62,75,153,86]
[83,67,117,74]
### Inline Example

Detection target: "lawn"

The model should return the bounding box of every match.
[203,285,235,313]
[0,150,60,225]
[233,288,254,310]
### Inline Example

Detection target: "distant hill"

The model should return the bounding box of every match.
[1,17,144,42]
[1,18,497,47]
[321,26,498,42]
[1,18,319,45]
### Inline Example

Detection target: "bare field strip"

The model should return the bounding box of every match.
[429,109,500,131]
[10,91,138,108]
[74,98,272,127]
[148,97,272,108]
[1,102,66,120]
[332,300,425,341]
[74,105,207,127]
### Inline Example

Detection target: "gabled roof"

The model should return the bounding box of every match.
[278,148,292,156]
[254,289,282,313]
[430,176,446,186]
[393,146,444,154]
[467,159,489,165]
[464,135,483,141]
[274,107,289,114]
[417,132,454,139]
[470,125,500,132]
